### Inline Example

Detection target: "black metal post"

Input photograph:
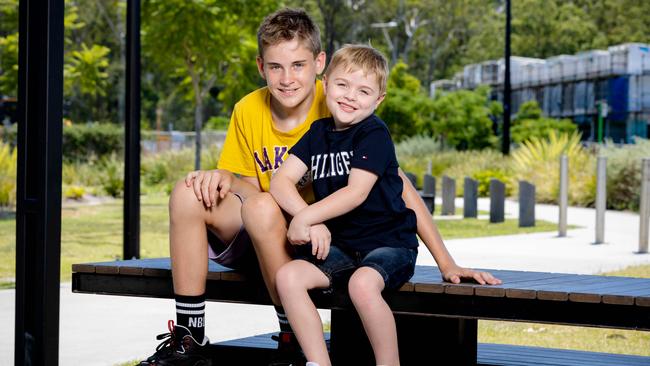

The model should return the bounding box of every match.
[124,0,141,259]
[15,0,64,365]
[502,0,511,155]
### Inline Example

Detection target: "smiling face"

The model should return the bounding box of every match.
[323,66,385,131]
[257,38,326,113]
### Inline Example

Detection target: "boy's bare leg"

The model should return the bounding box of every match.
[276,260,331,366]
[169,180,244,295]
[349,267,400,366]
[241,192,292,305]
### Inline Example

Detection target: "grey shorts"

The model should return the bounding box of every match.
[206,193,257,271]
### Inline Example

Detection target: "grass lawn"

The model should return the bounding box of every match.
[0,194,560,287]
[478,264,650,356]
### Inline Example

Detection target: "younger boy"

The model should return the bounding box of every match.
[270,44,416,366]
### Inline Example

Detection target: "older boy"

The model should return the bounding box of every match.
[140,8,327,366]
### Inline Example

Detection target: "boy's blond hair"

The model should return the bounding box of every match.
[257,8,322,58]
[325,44,389,94]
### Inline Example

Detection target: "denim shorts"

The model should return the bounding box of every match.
[294,244,418,291]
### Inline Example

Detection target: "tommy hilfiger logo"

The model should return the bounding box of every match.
[310,151,353,180]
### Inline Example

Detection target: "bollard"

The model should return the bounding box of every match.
[595,157,606,244]
[405,172,417,190]
[640,159,650,253]
[489,179,505,223]
[558,155,568,237]
[519,181,535,227]
[422,174,436,214]
[463,177,478,218]
[441,176,456,215]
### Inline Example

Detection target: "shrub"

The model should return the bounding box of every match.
[63,185,85,200]
[204,116,230,131]
[472,169,513,197]
[425,86,499,150]
[100,154,124,197]
[0,141,16,207]
[511,131,595,205]
[63,122,123,161]
[512,117,577,144]
[395,135,445,158]
[599,137,650,211]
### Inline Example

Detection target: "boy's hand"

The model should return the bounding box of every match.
[441,264,502,285]
[185,169,233,207]
[287,215,311,245]
[309,224,331,260]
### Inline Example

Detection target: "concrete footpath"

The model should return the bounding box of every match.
[1,199,649,365]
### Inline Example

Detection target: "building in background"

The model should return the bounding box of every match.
[431,43,650,143]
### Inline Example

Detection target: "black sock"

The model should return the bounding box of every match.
[274,305,292,333]
[175,294,205,342]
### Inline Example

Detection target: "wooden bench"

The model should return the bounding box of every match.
[72,258,650,365]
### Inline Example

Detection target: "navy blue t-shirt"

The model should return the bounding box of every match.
[289,114,418,252]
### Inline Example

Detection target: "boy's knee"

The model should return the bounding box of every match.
[275,263,301,295]
[348,269,383,304]
[242,192,276,214]
[241,192,282,226]
[169,179,201,217]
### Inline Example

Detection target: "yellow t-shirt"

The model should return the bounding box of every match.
[218,80,329,193]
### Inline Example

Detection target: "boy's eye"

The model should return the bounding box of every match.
[337,83,346,88]
[293,63,304,69]
[269,65,281,70]
[360,90,370,95]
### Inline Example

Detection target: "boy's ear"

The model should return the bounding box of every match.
[375,92,386,108]
[256,56,266,80]
[315,51,326,75]
[322,74,328,93]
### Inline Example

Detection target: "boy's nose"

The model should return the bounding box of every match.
[279,70,294,85]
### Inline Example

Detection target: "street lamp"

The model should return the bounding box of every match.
[371,20,398,64]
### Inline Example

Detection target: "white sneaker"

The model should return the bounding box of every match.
[305,362,321,366]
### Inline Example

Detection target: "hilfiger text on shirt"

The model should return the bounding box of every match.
[310,151,354,180]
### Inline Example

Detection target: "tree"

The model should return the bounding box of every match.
[142,0,278,169]
[376,61,433,140]
[427,86,498,150]
[64,44,111,121]
[0,33,18,97]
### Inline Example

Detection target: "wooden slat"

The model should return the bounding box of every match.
[118,265,143,276]
[505,274,578,299]
[71,263,95,273]
[636,296,650,307]
[143,267,171,277]
[95,265,119,275]
[411,266,445,293]
[573,280,650,305]
[444,283,476,295]
[535,275,645,303]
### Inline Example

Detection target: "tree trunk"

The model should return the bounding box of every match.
[194,98,202,170]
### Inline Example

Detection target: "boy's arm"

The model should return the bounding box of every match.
[295,167,378,226]
[269,155,310,216]
[398,169,501,285]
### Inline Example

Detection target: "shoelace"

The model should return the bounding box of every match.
[154,320,177,353]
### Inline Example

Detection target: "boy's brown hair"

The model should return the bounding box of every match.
[257,8,322,58]
[325,44,389,94]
